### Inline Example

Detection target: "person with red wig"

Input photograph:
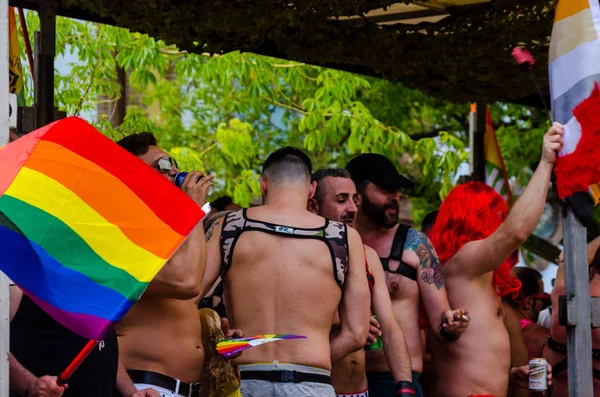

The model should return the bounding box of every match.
[428,124,563,397]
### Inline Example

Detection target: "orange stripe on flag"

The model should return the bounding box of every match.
[24,140,185,259]
[555,0,590,23]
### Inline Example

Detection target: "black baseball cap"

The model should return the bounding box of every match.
[345,153,415,191]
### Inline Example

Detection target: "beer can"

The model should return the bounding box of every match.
[364,316,383,351]
[529,358,547,390]
[175,172,213,195]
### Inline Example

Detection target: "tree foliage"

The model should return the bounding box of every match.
[15,13,551,226]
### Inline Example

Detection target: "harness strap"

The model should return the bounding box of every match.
[380,224,416,281]
[548,336,600,380]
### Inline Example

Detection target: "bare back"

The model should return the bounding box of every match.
[116,297,204,383]
[223,206,345,370]
[431,267,510,397]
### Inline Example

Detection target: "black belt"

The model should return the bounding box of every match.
[241,370,331,384]
[127,370,201,397]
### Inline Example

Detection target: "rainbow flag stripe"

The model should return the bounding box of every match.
[217,334,307,358]
[0,117,206,340]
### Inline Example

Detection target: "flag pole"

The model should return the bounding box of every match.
[57,340,99,386]
[17,8,34,81]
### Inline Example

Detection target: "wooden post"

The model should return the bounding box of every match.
[563,207,594,396]
[469,103,486,181]
[0,0,12,395]
[34,1,57,128]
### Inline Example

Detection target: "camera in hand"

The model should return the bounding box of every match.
[174,172,213,196]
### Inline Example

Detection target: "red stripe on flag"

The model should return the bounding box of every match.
[39,117,204,236]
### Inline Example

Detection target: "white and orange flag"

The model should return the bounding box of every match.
[550,0,600,201]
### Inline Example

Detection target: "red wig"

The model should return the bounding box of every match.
[429,182,521,297]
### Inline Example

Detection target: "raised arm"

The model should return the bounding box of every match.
[330,228,370,362]
[367,247,412,382]
[588,235,600,265]
[199,216,225,299]
[404,229,469,342]
[144,173,213,299]
[452,124,563,277]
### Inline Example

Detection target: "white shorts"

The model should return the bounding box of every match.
[134,383,187,397]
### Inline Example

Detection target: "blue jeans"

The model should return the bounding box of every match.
[366,371,423,397]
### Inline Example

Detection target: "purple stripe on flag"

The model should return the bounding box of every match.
[22,287,114,341]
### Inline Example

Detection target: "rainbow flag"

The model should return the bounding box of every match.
[9,6,25,106]
[472,104,513,205]
[217,334,307,358]
[0,117,207,340]
[550,0,600,200]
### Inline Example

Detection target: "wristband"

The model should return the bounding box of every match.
[396,381,415,396]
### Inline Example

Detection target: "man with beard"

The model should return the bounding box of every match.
[428,124,562,397]
[504,267,550,360]
[345,154,470,397]
[308,168,417,397]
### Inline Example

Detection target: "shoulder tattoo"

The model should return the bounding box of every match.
[405,228,444,290]
[205,221,220,242]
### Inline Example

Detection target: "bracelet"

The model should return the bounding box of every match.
[396,380,415,396]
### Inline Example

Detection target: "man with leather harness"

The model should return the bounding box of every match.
[345,154,470,397]
[200,147,371,397]
[309,168,419,397]
[544,234,600,396]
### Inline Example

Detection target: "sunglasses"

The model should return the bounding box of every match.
[153,157,178,174]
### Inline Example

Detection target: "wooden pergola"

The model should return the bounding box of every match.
[3,1,594,396]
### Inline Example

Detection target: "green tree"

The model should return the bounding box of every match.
[15,14,551,226]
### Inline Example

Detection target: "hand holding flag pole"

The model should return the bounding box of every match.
[56,340,99,386]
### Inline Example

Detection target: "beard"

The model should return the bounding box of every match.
[361,194,399,229]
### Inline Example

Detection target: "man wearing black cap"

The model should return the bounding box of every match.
[346,154,470,397]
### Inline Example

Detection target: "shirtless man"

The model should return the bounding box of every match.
[543,235,600,396]
[428,124,562,397]
[504,267,550,360]
[308,168,417,397]
[345,154,470,397]
[116,132,214,397]
[200,147,371,397]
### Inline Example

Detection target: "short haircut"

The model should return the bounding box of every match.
[421,210,439,235]
[212,196,234,212]
[506,267,543,307]
[311,168,352,201]
[117,132,157,156]
[262,147,312,184]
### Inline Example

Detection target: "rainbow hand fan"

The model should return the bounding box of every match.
[217,334,306,358]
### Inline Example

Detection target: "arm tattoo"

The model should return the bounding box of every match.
[205,221,219,242]
[405,228,444,290]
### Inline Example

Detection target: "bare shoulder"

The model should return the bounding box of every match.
[345,225,363,246]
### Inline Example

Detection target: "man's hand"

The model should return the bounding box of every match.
[26,376,66,397]
[440,309,470,338]
[181,171,215,207]
[541,122,564,165]
[129,389,161,397]
[366,316,382,344]
[510,363,553,394]
[221,317,245,359]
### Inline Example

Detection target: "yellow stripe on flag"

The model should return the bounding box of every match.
[549,8,598,62]
[555,0,591,23]
[5,167,165,282]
